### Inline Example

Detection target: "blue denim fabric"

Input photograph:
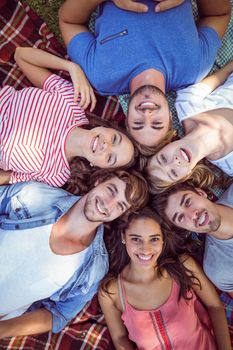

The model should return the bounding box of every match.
[0,181,109,333]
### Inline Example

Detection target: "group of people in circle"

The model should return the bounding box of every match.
[0,0,233,349]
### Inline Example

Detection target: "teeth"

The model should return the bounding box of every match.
[180,149,189,162]
[140,102,155,108]
[92,137,98,152]
[199,212,206,226]
[138,255,152,261]
[96,200,105,215]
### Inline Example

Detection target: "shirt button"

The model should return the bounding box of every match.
[42,219,47,223]
[80,331,86,338]
[15,208,20,212]
[15,224,20,229]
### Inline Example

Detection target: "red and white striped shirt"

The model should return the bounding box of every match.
[0,74,88,187]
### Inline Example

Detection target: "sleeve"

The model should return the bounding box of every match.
[43,74,74,96]
[41,283,99,333]
[175,83,212,122]
[9,171,34,184]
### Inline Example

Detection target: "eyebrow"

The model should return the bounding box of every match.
[172,193,187,222]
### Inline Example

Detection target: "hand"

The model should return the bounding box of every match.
[68,62,96,112]
[154,0,185,12]
[112,0,148,13]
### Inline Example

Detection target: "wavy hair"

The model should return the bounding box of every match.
[102,207,200,300]
[145,161,216,195]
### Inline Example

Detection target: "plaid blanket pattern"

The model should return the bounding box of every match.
[0,0,117,348]
[0,0,233,348]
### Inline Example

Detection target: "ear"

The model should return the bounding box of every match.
[195,188,207,198]
[94,179,100,187]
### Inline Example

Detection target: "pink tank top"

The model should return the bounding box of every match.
[118,274,216,350]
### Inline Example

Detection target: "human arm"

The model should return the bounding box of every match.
[0,170,12,185]
[183,256,231,350]
[59,0,104,47]
[98,284,136,350]
[14,47,96,110]
[196,0,231,39]
[199,60,233,94]
[0,309,52,338]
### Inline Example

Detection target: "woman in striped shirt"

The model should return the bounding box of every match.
[0,47,135,188]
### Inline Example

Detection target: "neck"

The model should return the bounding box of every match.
[183,125,221,160]
[126,261,160,283]
[211,204,233,240]
[65,127,89,162]
[130,68,166,95]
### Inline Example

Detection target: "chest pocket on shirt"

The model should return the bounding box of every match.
[100,29,128,45]
[10,195,31,220]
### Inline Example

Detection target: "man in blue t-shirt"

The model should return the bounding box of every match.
[59,0,230,148]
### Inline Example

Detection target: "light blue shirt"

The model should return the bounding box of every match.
[0,181,108,333]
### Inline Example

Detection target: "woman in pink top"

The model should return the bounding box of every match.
[0,47,135,188]
[98,207,231,350]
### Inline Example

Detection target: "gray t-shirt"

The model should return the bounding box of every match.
[203,184,233,292]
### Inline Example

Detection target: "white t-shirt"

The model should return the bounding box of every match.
[0,224,89,319]
[175,73,233,176]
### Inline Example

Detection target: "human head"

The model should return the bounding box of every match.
[126,85,172,147]
[152,182,221,234]
[103,206,199,299]
[145,140,215,194]
[83,170,149,223]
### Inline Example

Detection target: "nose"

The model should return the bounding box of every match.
[100,137,111,152]
[103,195,115,214]
[187,207,198,221]
[141,242,153,254]
[174,156,181,165]
[141,108,154,117]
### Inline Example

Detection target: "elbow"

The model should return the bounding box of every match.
[14,46,25,65]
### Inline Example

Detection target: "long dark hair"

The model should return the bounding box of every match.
[64,116,139,195]
[103,207,200,300]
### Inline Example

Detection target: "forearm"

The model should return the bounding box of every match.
[59,0,105,24]
[200,60,233,92]
[0,309,52,339]
[0,170,11,185]
[208,305,231,350]
[15,47,74,74]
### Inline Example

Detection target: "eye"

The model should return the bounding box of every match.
[112,134,117,144]
[171,169,178,178]
[107,154,113,164]
[107,186,115,196]
[117,202,125,212]
[185,198,191,207]
[131,237,140,243]
[178,213,184,223]
[161,154,167,164]
[151,237,159,242]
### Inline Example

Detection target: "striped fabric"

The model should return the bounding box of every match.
[0,0,118,348]
[0,74,88,187]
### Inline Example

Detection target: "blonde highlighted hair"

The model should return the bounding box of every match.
[146,162,216,195]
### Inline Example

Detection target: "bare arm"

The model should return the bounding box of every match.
[196,0,231,39]
[59,0,104,46]
[14,47,96,110]
[0,309,52,338]
[0,170,12,185]
[184,256,231,350]
[199,60,233,93]
[98,285,136,350]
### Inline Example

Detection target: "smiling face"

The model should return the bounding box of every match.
[165,189,221,233]
[85,126,134,168]
[127,85,171,147]
[84,177,131,223]
[148,139,199,184]
[123,216,164,268]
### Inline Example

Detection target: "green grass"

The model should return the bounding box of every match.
[23,0,63,39]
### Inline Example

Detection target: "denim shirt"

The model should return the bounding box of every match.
[0,181,109,333]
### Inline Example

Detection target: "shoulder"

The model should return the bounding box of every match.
[179,254,199,272]
[98,278,119,305]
